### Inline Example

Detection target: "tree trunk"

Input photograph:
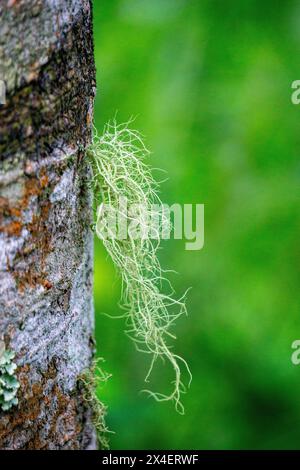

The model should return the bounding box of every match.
[0,0,96,449]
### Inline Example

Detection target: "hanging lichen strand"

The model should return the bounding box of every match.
[87,122,192,414]
[78,358,111,449]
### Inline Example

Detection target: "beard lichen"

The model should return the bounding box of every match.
[79,358,111,450]
[87,121,192,414]
[0,341,20,412]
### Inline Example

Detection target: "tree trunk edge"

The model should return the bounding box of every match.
[0,0,97,449]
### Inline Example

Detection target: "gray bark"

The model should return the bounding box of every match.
[0,0,96,449]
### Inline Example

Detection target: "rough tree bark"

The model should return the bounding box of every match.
[0,0,96,449]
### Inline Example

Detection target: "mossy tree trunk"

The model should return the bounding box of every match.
[0,0,96,449]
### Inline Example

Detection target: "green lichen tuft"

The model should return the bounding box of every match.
[0,345,20,412]
[87,121,192,414]
[79,358,111,450]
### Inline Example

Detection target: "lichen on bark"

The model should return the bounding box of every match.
[0,0,97,449]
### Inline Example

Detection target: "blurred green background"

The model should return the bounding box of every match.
[92,0,300,449]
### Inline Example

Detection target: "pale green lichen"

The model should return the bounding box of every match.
[79,358,111,450]
[0,344,20,412]
[87,121,192,414]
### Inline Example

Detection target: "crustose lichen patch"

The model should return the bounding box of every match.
[0,342,20,412]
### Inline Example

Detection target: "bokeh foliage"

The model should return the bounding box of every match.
[92,0,300,449]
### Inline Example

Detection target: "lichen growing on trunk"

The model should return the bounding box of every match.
[78,358,111,450]
[88,122,192,414]
[0,342,20,412]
